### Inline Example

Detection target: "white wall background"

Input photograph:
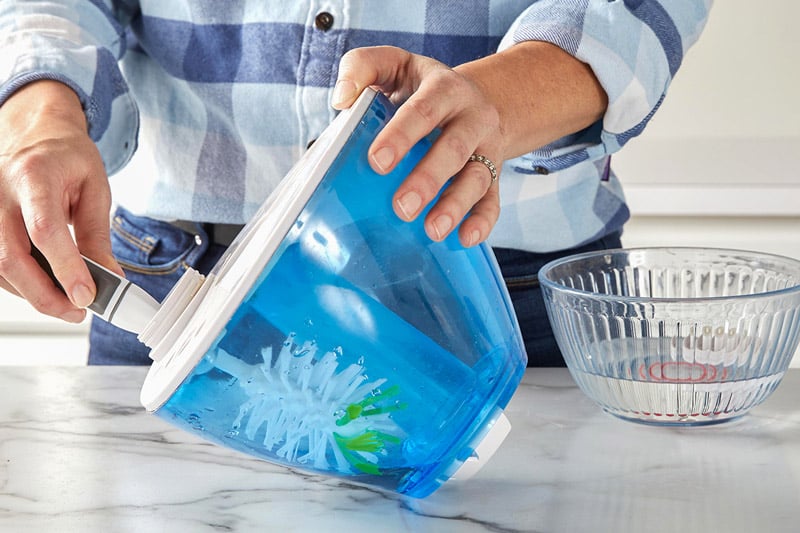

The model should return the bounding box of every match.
[617,0,800,247]
[1,0,798,365]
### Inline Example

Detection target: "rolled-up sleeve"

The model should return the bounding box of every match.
[0,0,139,174]
[499,0,712,166]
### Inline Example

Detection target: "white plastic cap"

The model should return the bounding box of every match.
[448,412,511,481]
[138,267,206,358]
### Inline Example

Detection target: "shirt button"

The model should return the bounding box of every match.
[315,12,334,31]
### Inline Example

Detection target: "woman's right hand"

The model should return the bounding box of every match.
[0,80,121,322]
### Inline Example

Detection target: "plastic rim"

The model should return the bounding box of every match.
[538,246,800,303]
[138,267,205,359]
[140,88,381,412]
[447,411,511,482]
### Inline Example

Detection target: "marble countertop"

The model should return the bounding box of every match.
[1,366,799,532]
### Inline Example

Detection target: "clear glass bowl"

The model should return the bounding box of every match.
[539,247,800,425]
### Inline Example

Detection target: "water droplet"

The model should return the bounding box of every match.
[304,319,314,328]
[225,429,239,438]
[357,356,365,365]
[333,409,345,418]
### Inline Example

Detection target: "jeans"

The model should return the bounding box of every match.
[89,207,621,366]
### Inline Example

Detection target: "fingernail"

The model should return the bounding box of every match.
[71,283,95,308]
[371,146,395,173]
[396,191,422,220]
[331,79,356,108]
[61,309,86,324]
[468,230,481,247]
[431,215,453,240]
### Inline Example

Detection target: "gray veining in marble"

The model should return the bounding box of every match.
[2,367,799,532]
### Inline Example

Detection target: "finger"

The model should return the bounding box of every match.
[331,46,412,110]
[370,69,471,177]
[72,178,123,277]
[0,215,85,322]
[20,185,96,310]
[0,277,20,297]
[381,81,501,225]
[457,181,502,248]
[391,109,499,225]
[422,156,502,243]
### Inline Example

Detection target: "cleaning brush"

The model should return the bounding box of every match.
[211,332,407,475]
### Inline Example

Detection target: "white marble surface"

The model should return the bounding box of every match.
[1,367,799,532]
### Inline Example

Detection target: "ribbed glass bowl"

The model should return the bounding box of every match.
[539,247,800,425]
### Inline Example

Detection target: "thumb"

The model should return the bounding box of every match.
[331,46,413,110]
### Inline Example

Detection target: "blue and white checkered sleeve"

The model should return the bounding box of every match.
[500,0,712,156]
[0,0,139,174]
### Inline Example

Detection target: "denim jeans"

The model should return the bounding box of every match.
[89,207,621,366]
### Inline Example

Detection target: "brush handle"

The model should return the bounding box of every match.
[30,244,160,333]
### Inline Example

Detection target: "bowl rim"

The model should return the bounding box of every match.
[538,246,800,303]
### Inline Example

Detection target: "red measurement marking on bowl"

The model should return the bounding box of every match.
[639,361,729,383]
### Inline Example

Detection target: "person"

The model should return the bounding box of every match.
[0,1,712,365]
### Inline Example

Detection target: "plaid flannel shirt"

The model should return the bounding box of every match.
[0,0,711,252]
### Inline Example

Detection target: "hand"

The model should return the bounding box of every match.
[332,43,608,248]
[332,46,503,248]
[0,80,122,322]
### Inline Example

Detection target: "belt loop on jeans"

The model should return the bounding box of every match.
[169,220,245,247]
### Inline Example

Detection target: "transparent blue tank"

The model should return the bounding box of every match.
[146,91,527,498]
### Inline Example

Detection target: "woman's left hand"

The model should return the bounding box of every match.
[332,46,503,248]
